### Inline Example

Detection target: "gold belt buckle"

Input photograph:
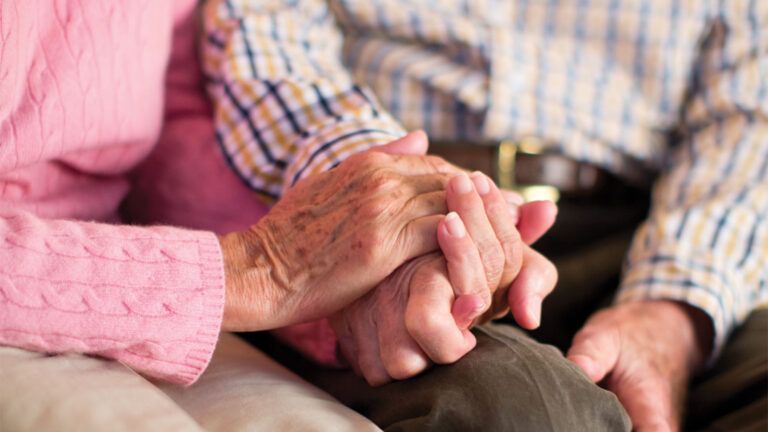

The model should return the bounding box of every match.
[495,138,560,203]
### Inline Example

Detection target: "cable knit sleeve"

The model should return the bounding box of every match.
[0,210,225,385]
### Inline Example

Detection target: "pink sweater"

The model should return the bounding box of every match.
[0,0,276,385]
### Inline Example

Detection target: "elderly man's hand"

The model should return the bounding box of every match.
[567,301,712,431]
[332,251,467,384]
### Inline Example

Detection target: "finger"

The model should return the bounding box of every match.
[437,211,491,325]
[330,314,362,376]
[470,171,524,288]
[405,259,477,364]
[566,320,621,383]
[388,154,462,177]
[378,324,431,381]
[376,291,432,380]
[348,304,391,386]
[451,294,486,329]
[402,190,448,218]
[372,130,429,156]
[406,174,544,213]
[610,374,677,432]
[392,173,453,199]
[499,190,523,225]
[397,214,443,260]
[505,246,558,329]
[516,200,558,245]
[500,189,525,208]
[446,173,504,290]
[348,147,459,181]
[402,172,453,195]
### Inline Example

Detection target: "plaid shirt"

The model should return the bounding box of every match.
[201,0,768,358]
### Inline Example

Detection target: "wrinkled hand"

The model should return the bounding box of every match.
[567,301,713,431]
[377,133,558,329]
[220,132,462,331]
[333,177,557,385]
[332,251,467,385]
[445,172,558,328]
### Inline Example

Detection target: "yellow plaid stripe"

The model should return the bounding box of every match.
[202,0,767,358]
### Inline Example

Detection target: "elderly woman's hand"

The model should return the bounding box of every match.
[218,132,461,332]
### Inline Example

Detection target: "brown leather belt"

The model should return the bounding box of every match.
[430,138,649,203]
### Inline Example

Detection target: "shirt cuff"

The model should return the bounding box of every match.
[616,250,741,365]
[283,118,405,193]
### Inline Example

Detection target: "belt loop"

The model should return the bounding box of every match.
[496,140,517,190]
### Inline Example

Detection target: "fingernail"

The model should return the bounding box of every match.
[451,173,474,194]
[444,212,466,237]
[471,171,491,195]
[525,296,541,328]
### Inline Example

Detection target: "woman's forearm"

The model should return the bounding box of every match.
[218,229,282,332]
[0,209,225,386]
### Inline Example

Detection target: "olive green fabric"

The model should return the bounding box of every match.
[244,192,766,431]
[249,324,631,432]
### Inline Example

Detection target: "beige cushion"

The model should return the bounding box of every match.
[0,334,379,432]
[158,333,380,432]
[0,346,201,432]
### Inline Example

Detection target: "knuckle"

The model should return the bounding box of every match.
[573,324,602,343]
[361,366,390,387]
[499,232,523,266]
[354,150,389,169]
[436,172,454,184]
[406,308,442,342]
[501,190,524,205]
[484,195,508,217]
[384,354,427,380]
[422,172,453,190]
[425,155,452,173]
[359,195,392,219]
[411,263,445,290]
[366,166,393,186]
[479,240,505,277]
[404,312,421,337]
[431,344,465,364]
[421,309,445,332]
[451,241,476,264]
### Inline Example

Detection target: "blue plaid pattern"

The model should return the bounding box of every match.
[203,0,768,358]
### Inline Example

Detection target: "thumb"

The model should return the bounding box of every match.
[517,200,558,245]
[566,323,621,383]
[372,130,429,155]
[452,293,486,329]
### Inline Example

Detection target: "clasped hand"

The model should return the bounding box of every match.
[221,131,557,386]
[330,136,558,386]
